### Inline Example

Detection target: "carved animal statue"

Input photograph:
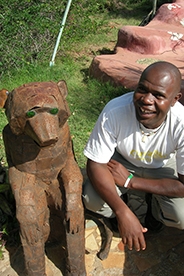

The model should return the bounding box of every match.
[2,81,86,276]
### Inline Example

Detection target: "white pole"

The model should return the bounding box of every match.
[152,0,157,17]
[50,0,73,66]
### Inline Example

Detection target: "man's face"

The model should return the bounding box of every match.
[133,68,180,129]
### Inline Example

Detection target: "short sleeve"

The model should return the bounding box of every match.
[84,109,117,163]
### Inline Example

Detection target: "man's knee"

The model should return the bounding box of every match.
[153,196,184,230]
[82,179,114,217]
[168,208,184,230]
[82,186,103,213]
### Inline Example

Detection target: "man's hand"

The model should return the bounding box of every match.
[87,159,147,251]
[107,159,147,250]
[107,159,130,187]
[116,207,148,251]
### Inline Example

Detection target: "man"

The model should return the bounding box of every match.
[83,61,184,252]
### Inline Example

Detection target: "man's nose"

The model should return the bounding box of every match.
[141,93,154,104]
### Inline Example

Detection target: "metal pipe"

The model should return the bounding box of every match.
[50,0,73,66]
[152,0,157,16]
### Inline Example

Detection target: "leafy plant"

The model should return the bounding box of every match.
[0,165,14,228]
[0,0,107,74]
[0,163,19,258]
[0,0,160,76]
[0,228,7,260]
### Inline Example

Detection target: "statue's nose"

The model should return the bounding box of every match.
[25,113,59,146]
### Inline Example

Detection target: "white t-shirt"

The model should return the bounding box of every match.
[84,92,184,175]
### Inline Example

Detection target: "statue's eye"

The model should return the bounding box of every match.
[26,110,36,118]
[50,108,58,115]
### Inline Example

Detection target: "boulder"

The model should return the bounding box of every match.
[89,0,184,96]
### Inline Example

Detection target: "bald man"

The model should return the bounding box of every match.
[83,61,184,252]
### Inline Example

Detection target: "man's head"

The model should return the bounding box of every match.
[133,61,182,129]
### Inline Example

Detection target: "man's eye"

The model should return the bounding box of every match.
[26,110,36,118]
[155,94,164,99]
[136,87,146,94]
[50,108,58,115]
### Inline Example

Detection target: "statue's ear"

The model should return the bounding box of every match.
[57,80,68,99]
[0,89,9,108]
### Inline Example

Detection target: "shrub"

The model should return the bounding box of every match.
[0,0,107,74]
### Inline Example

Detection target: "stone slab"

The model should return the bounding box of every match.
[89,1,184,103]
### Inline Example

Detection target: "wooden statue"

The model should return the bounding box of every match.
[2,81,86,276]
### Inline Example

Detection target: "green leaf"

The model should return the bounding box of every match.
[0,194,13,216]
[0,184,10,193]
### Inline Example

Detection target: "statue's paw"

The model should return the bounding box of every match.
[65,211,83,234]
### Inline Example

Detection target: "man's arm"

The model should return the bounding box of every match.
[87,159,147,251]
[178,173,184,185]
[129,175,184,196]
[107,159,184,197]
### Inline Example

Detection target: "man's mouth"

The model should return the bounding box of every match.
[140,107,155,114]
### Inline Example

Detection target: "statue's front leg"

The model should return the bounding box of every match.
[60,156,86,276]
[9,167,50,276]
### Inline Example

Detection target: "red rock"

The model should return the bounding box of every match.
[90,0,184,96]
[118,241,125,252]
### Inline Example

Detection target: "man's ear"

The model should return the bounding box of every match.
[172,92,182,106]
[178,92,184,106]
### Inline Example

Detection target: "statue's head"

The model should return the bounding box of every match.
[4,81,70,146]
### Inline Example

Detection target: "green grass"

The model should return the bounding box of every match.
[0,59,128,168]
[0,1,152,168]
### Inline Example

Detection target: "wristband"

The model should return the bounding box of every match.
[124,173,134,188]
